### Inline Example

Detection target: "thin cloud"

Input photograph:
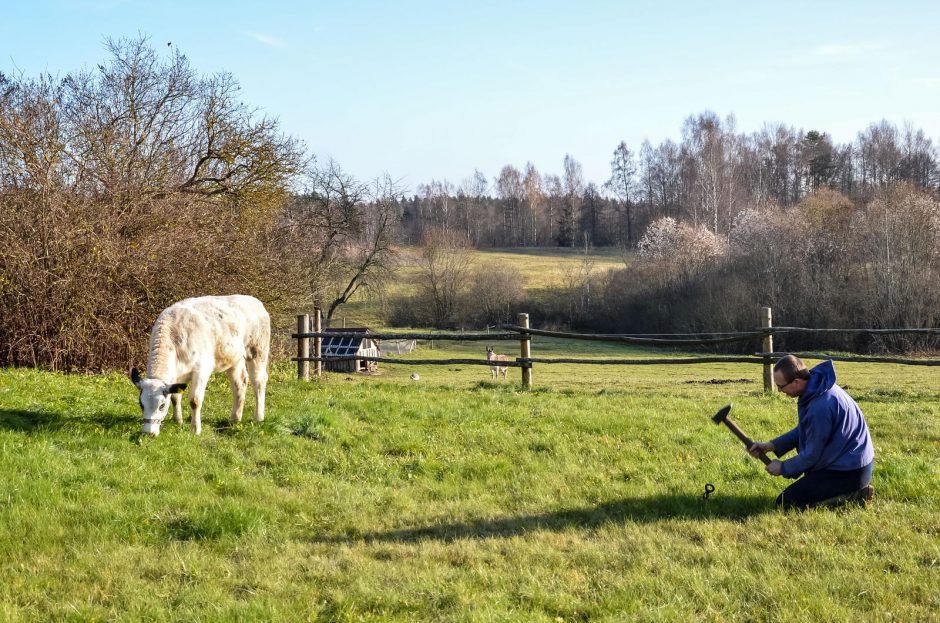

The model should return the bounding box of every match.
[778,41,887,67]
[812,42,887,59]
[245,32,286,49]
[910,76,940,87]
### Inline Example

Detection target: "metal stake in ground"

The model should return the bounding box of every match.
[703,483,715,500]
[710,404,772,465]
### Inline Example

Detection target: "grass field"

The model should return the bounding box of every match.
[1,335,939,621]
[332,246,626,329]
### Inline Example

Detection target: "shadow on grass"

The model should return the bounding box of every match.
[314,494,773,544]
[0,408,139,433]
[0,408,60,432]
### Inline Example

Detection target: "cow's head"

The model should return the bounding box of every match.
[130,368,187,436]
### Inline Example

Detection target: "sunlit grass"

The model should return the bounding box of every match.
[1,345,938,621]
[329,245,627,329]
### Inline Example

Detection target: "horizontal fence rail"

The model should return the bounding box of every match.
[294,327,940,346]
[295,356,530,367]
[496,325,763,346]
[291,331,519,341]
[768,327,940,336]
[760,352,940,366]
[293,353,940,368]
[293,307,940,391]
[520,356,767,365]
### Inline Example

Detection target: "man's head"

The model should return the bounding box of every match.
[773,354,810,397]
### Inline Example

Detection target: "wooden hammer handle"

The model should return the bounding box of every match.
[721,417,772,465]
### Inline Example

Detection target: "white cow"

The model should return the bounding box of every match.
[130,295,270,436]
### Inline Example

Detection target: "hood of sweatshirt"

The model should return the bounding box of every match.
[798,359,836,407]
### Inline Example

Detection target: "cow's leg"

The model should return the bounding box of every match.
[247,358,268,422]
[189,374,210,435]
[228,361,248,423]
[171,393,183,425]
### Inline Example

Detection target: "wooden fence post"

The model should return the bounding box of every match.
[314,306,322,378]
[519,312,532,389]
[762,307,774,393]
[297,314,309,381]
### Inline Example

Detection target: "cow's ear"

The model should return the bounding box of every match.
[130,368,143,388]
[167,383,187,395]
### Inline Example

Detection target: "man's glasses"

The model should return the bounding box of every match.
[776,378,796,391]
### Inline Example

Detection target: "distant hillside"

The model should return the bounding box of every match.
[327,247,627,329]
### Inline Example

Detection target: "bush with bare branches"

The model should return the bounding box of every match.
[0,38,306,371]
[600,187,940,353]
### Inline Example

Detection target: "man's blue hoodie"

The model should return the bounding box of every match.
[771,360,874,479]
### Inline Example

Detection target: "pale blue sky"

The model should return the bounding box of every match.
[5,1,940,190]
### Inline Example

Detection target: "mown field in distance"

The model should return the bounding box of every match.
[1,336,938,621]
[333,246,626,329]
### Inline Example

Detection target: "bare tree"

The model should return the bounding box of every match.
[415,228,475,326]
[856,120,901,191]
[543,173,563,244]
[560,238,598,321]
[415,178,457,236]
[285,159,367,298]
[898,123,938,190]
[465,263,524,325]
[457,169,488,244]
[280,161,406,324]
[559,154,584,247]
[859,185,940,330]
[605,141,638,246]
[523,162,543,246]
[322,174,403,323]
[580,183,605,245]
[495,165,524,245]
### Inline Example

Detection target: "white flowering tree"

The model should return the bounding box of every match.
[637,217,725,284]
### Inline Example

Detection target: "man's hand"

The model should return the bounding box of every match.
[748,441,775,459]
[765,460,783,476]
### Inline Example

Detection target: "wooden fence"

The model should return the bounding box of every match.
[292,307,940,392]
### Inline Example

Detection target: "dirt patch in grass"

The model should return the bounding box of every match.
[684,378,754,385]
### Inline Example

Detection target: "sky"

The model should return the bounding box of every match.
[4,0,940,191]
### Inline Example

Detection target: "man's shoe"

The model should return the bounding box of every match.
[854,484,875,506]
[817,484,874,509]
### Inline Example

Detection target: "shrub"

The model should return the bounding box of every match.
[462,263,525,326]
[0,38,306,371]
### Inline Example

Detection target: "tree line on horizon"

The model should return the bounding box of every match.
[2,37,939,371]
[397,113,938,249]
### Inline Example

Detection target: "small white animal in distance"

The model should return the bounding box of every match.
[410,373,420,381]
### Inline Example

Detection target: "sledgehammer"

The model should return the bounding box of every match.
[711,404,772,465]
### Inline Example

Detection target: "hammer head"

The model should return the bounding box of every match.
[711,404,733,425]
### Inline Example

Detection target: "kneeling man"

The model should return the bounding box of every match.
[750,355,875,510]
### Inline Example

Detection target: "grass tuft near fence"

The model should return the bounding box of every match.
[1,341,939,621]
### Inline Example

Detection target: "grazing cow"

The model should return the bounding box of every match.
[130,295,270,436]
[486,347,510,381]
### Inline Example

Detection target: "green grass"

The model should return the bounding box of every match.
[1,341,939,621]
